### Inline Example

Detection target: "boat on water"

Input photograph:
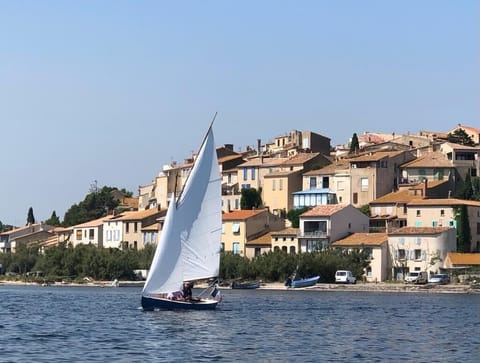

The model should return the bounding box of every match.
[231,280,261,289]
[286,275,320,288]
[141,119,223,311]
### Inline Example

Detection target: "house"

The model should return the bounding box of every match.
[439,142,480,190]
[271,227,299,254]
[72,216,114,248]
[222,209,285,257]
[332,233,389,282]
[406,198,480,252]
[0,223,54,253]
[347,150,416,207]
[298,204,369,252]
[388,226,457,281]
[369,180,448,233]
[265,129,331,157]
[245,232,273,258]
[398,151,455,191]
[447,124,480,145]
[108,208,165,250]
[9,230,55,253]
[444,252,480,269]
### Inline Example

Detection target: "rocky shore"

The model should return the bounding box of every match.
[2,279,479,294]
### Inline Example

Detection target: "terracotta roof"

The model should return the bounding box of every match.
[442,142,479,150]
[407,198,480,207]
[239,157,288,168]
[401,152,452,168]
[222,209,266,221]
[332,233,388,247]
[218,154,244,163]
[348,151,404,162]
[388,226,452,235]
[301,204,348,217]
[246,232,272,245]
[142,222,160,231]
[271,227,299,236]
[446,252,480,266]
[114,208,165,221]
[370,190,422,204]
[74,215,115,228]
[281,152,321,166]
[264,170,301,177]
[303,160,348,176]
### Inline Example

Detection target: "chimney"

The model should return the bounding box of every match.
[257,139,263,163]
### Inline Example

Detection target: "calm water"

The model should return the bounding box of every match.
[1,285,479,362]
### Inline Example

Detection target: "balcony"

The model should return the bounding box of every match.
[298,230,329,239]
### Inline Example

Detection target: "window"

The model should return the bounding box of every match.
[272,180,276,191]
[440,209,445,217]
[477,223,480,235]
[399,237,405,245]
[134,222,138,233]
[126,223,130,233]
[353,193,358,204]
[322,177,329,189]
[416,210,421,217]
[221,243,225,251]
[415,237,421,245]
[243,168,247,181]
[227,174,232,184]
[234,199,239,209]
[232,223,240,234]
[76,230,82,240]
[398,249,406,260]
[251,168,255,180]
[89,229,94,239]
[309,177,317,189]
[386,206,392,214]
[279,179,283,191]
[361,177,369,191]
[114,230,120,241]
[107,231,112,241]
[414,249,422,260]
[233,242,240,254]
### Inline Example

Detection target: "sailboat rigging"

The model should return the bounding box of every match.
[141,117,222,310]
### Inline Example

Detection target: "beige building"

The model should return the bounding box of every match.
[388,226,457,281]
[406,198,480,252]
[332,233,389,282]
[447,124,480,145]
[271,227,299,254]
[298,204,369,252]
[72,216,114,248]
[439,142,480,190]
[110,208,165,250]
[221,209,285,257]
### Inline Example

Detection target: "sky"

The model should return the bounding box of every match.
[0,1,478,226]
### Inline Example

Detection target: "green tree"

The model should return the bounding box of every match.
[357,204,371,216]
[349,133,360,153]
[286,207,309,228]
[455,205,471,252]
[26,207,35,225]
[447,128,474,146]
[240,188,262,210]
[45,211,61,226]
[459,173,474,200]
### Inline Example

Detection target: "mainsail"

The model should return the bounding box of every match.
[142,126,221,296]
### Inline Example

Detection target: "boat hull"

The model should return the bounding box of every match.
[141,296,218,311]
[231,281,261,289]
[290,276,320,288]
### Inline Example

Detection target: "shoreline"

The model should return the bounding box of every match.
[1,279,479,294]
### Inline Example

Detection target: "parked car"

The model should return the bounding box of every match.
[428,274,450,285]
[335,270,357,284]
[404,271,428,284]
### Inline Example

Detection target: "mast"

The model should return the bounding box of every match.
[176,112,218,204]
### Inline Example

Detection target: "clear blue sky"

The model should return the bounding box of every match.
[0,1,478,226]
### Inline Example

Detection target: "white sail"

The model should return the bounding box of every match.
[142,126,221,295]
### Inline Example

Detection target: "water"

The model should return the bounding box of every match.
[1,285,479,362]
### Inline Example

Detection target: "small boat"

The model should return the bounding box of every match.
[286,275,320,288]
[141,119,223,311]
[231,280,261,289]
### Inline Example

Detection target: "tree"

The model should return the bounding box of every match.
[26,207,35,225]
[447,128,474,146]
[349,133,360,153]
[45,211,61,226]
[240,188,262,210]
[286,207,309,228]
[459,173,474,200]
[455,205,471,252]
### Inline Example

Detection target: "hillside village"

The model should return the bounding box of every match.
[1,123,480,283]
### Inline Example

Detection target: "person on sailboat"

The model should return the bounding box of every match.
[182,282,193,301]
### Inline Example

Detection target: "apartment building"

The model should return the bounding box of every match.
[298,204,369,252]
[221,209,285,257]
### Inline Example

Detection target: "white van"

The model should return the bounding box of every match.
[404,271,428,284]
[335,270,356,284]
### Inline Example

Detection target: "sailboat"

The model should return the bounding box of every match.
[141,120,222,310]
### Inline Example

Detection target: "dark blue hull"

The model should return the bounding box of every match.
[290,276,320,288]
[141,296,218,311]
